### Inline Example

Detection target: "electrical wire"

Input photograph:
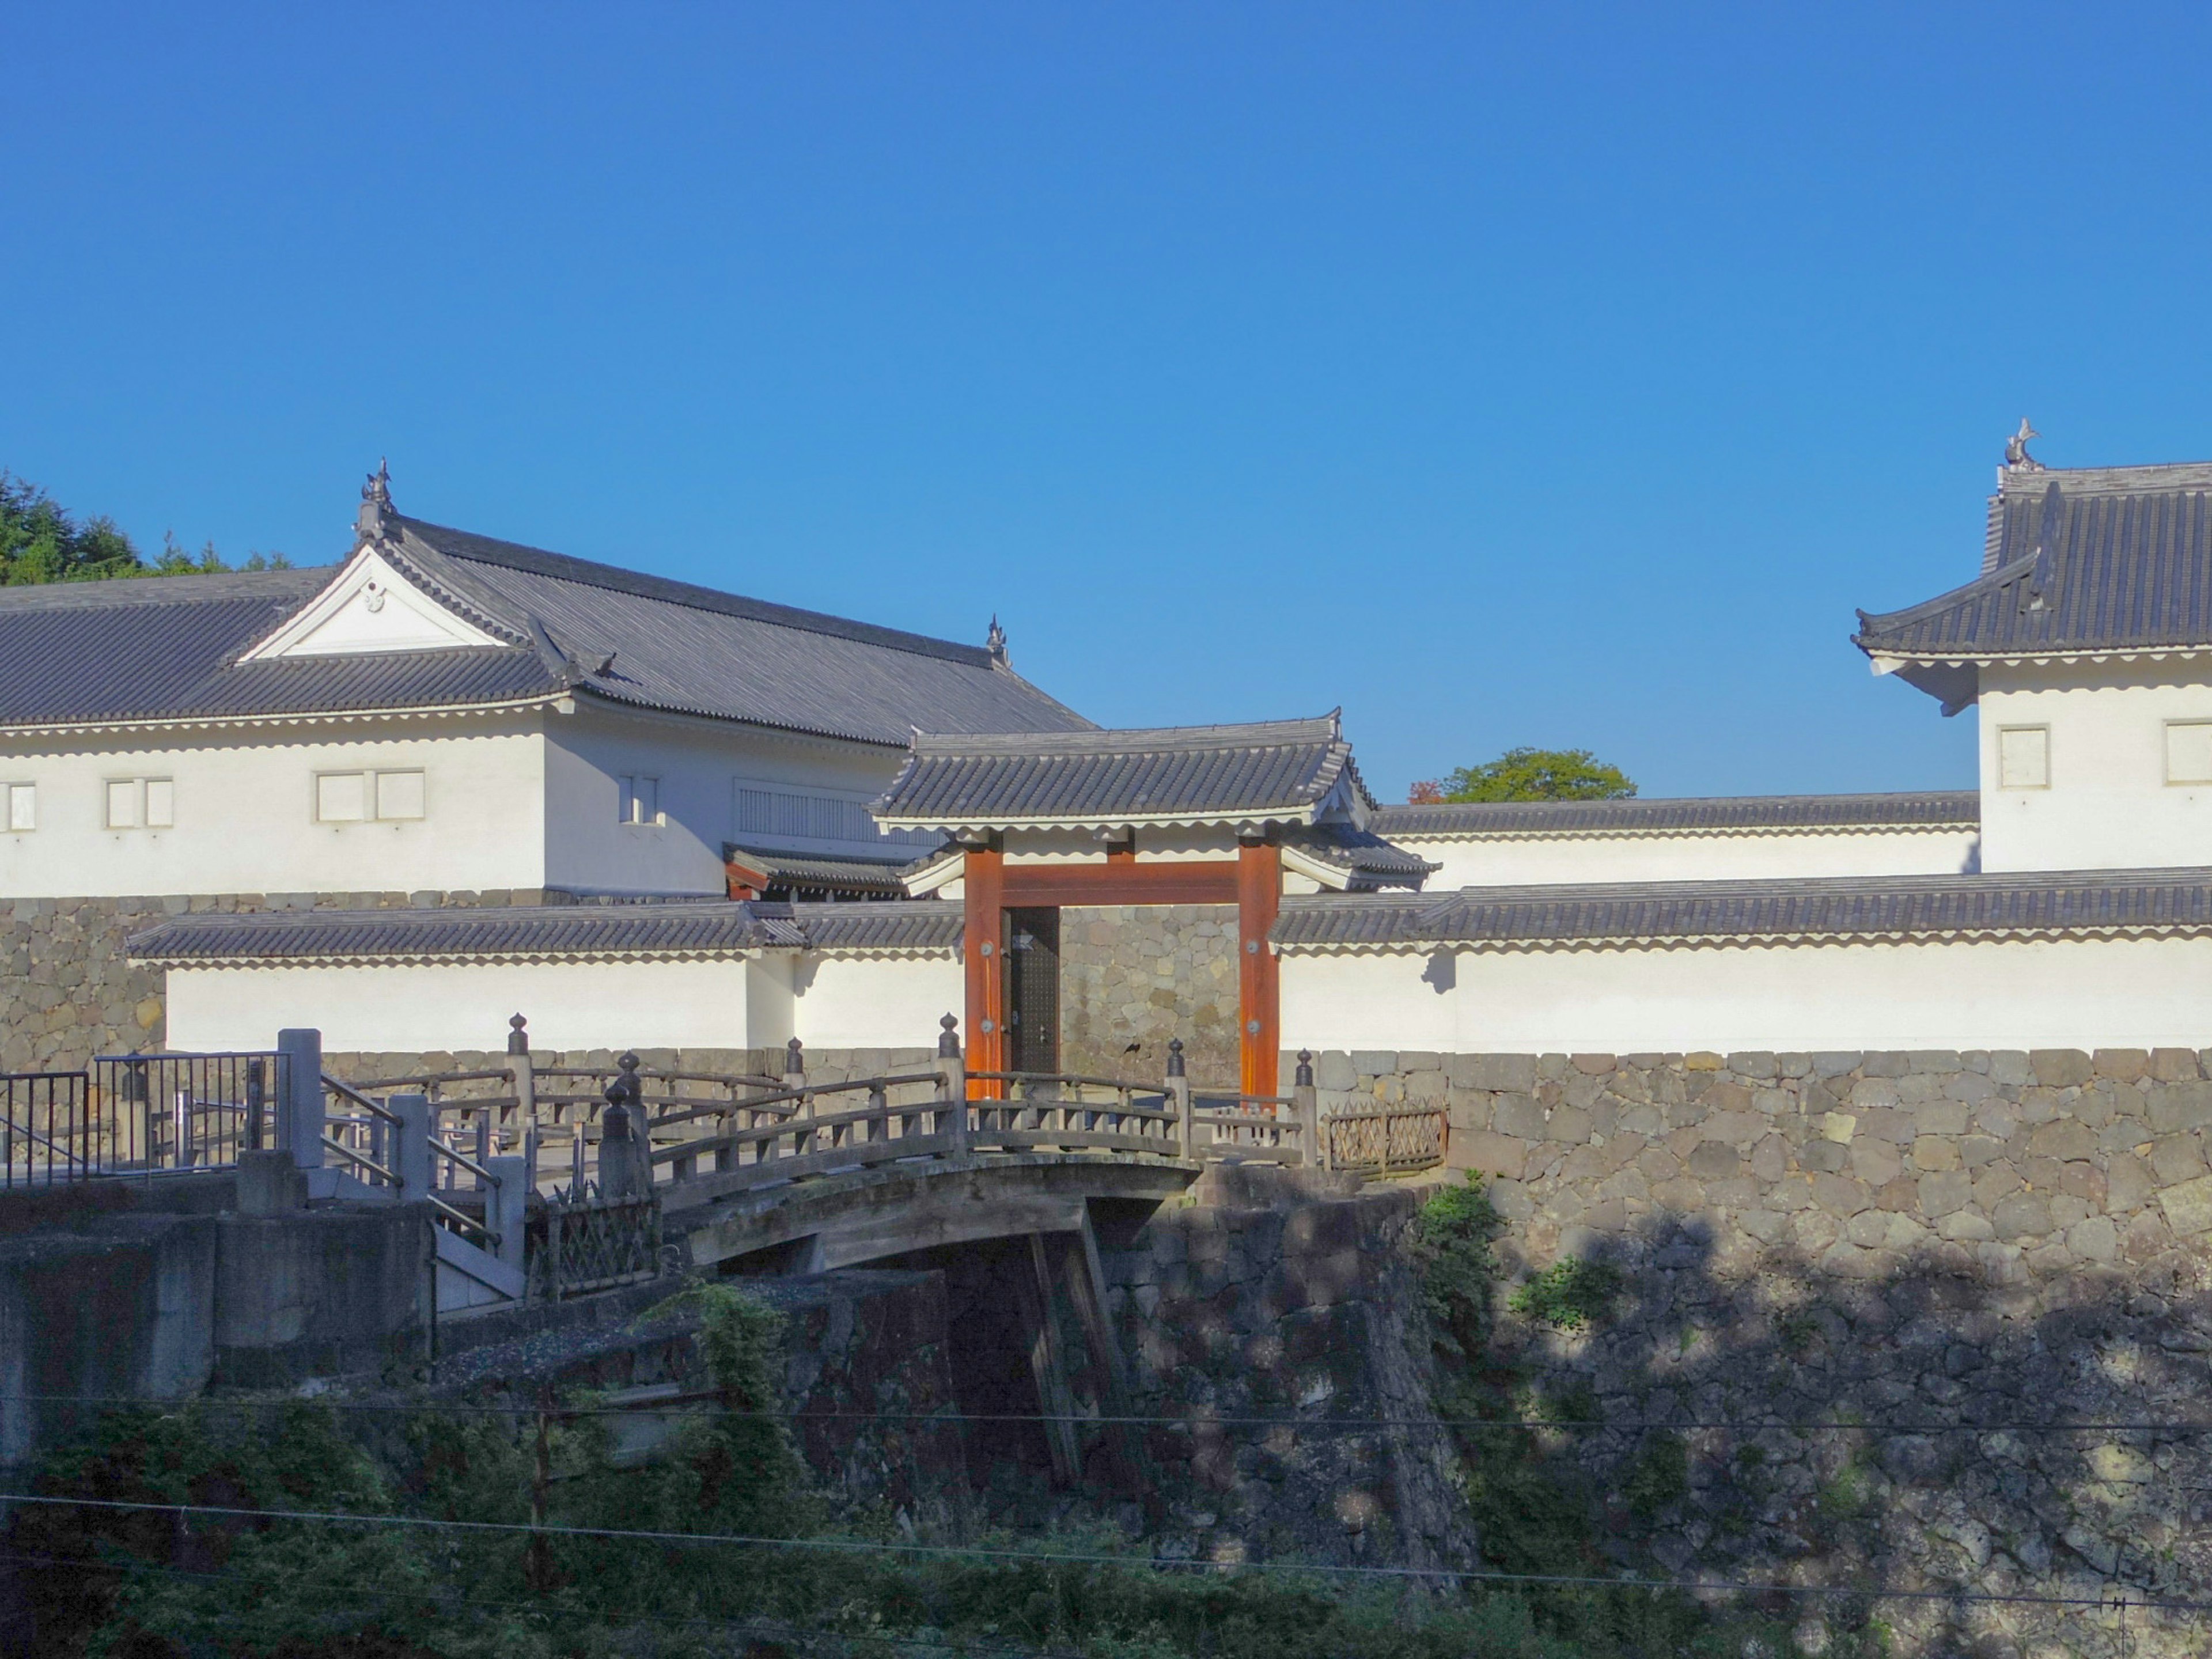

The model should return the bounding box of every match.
[0,1491,2196,1616]
[3,1389,2205,1435]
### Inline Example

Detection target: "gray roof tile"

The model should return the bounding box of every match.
[0,507,1092,745]
[1271,866,2212,950]
[873,714,1371,828]
[1856,463,2212,674]
[1371,790,1980,838]
[127,897,960,963]
[1280,824,1436,888]
[722,842,931,899]
[399,519,1092,745]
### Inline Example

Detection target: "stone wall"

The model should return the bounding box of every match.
[1094,1165,1478,1572]
[1059,904,1239,1085]
[1322,1047,2212,1656]
[1,889,560,1073]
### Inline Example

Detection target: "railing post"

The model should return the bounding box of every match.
[935,1013,968,1157]
[484,1156,528,1271]
[1168,1038,1193,1161]
[276,1029,324,1171]
[507,1014,536,1169]
[1293,1050,1317,1169]
[245,1058,266,1153]
[392,1092,432,1198]
[599,1055,650,1199]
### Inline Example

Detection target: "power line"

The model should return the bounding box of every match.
[0,1491,2195,1616]
[0,1547,1069,1659]
[6,1389,2206,1436]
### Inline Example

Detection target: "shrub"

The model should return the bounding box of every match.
[1508,1259,1623,1334]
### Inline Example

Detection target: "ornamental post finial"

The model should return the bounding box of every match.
[2003,419,2044,473]
[356,458,395,540]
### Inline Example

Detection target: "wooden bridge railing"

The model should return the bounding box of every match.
[324,1017,1449,1203]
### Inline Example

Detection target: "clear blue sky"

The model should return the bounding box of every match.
[6,4,2209,800]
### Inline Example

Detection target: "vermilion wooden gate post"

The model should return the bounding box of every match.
[1236,841,1282,1098]
[962,843,1007,1096]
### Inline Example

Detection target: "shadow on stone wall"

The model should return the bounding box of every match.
[1487,1207,2210,1658]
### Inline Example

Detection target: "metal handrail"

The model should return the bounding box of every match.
[321,1073,403,1126]
[321,1133,396,1186]
[430,1135,495,1188]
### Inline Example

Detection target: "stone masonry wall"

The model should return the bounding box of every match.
[1323,1047,2212,1657]
[1059,904,1239,1086]
[1094,1164,1479,1573]
[0,887,612,1073]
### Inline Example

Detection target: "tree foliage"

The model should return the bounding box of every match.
[1410,748,1637,805]
[0,471,289,586]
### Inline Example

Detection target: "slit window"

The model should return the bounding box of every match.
[6,784,33,832]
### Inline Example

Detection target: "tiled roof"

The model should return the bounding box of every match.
[127,897,961,963]
[1270,867,2212,951]
[1370,791,1980,838]
[1855,463,2212,691]
[872,714,1372,829]
[1279,824,1437,889]
[0,505,1092,745]
[395,519,1092,746]
[723,842,929,899]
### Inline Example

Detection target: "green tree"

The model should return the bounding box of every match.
[1414,747,1637,804]
[0,470,289,585]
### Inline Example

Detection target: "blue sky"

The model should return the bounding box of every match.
[5,4,2210,799]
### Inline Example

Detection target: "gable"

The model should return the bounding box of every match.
[237,547,508,661]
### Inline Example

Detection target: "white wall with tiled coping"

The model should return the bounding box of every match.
[1279,930,2212,1054]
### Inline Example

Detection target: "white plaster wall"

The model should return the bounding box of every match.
[1280,949,1458,1052]
[0,717,547,900]
[543,710,906,896]
[1399,826,1982,889]
[165,957,760,1052]
[1978,660,2212,872]
[793,953,964,1050]
[1282,933,2212,1054]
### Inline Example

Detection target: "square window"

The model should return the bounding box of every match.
[7,784,32,832]
[2168,722,2212,785]
[143,779,173,828]
[376,770,426,820]
[620,775,661,825]
[105,780,139,828]
[316,772,367,822]
[1997,725,2050,790]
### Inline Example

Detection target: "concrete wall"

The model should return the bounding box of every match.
[1979,657,2212,872]
[1282,930,2212,1054]
[0,714,550,899]
[1398,823,1982,888]
[0,1181,429,1466]
[1060,904,1240,1085]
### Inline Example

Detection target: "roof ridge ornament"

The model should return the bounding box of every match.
[986,614,1008,666]
[356,459,395,541]
[2003,419,2045,474]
